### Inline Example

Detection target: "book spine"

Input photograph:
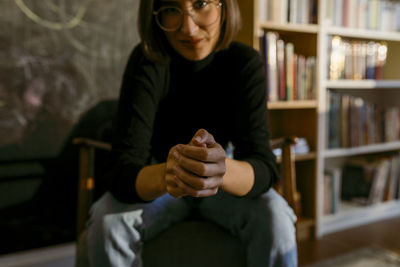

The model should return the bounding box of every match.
[258,0,268,22]
[277,39,286,100]
[285,43,294,100]
[289,0,298,24]
[266,32,279,102]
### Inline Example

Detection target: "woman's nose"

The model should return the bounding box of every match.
[180,12,198,35]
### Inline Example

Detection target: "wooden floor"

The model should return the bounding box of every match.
[297,216,400,266]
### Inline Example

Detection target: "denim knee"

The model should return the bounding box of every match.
[87,192,145,267]
[262,189,297,255]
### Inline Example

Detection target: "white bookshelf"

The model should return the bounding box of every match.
[316,1,400,236]
[239,0,400,239]
[320,200,400,235]
[326,80,400,89]
[323,141,400,158]
[267,100,318,110]
[258,21,319,33]
[325,26,400,41]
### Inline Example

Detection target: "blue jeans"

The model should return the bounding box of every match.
[87,188,298,267]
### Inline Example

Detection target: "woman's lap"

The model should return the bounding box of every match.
[198,188,297,266]
[87,188,297,266]
[87,192,192,266]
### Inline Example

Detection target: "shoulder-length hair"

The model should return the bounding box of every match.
[138,0,242,63]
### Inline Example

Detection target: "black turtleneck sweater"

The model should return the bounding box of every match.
[107,41,279,203]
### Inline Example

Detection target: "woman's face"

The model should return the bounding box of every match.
[159,0,222,61]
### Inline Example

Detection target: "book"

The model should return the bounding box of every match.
[285,42,294,100]
[340,94,351,147]
[383,154,400,202]
[277,39,286,100]
[375,42,388,80]
[324,168,342,214]
[325,0,334,25]
[305,56,316,100]
[329,36,345,80]
[323,172,333,215]
[297,55,306,100]
[292,53,297,100]
[334,0,343,26]
[369,159,390,204]
[343,41,353,79]
[266,32,279,102]
[328,90,341,148]
[258,0,268,22]
[341,157,391,205]
[396,2,400,32]
[357,0,368,29]
[270,0,288,23]
[380,1,394,32]
[299,0,309,24]
[365,41,377,79]
[369,0,379,30]
[289,0,298,24]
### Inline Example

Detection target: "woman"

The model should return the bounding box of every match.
[87,0,298,266]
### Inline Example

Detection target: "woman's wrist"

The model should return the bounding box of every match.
[136,163,167,201]
[222,158,254,197]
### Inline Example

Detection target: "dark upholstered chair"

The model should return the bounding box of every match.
[73,100,300,267]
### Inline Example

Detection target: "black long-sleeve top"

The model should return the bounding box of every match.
[107,41,279,203]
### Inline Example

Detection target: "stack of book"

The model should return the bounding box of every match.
[259,32,317,102]
[258,0,318,24]
[328,36,388,80]
[341,155,400,205]
[327,91,400,148]
[325,0,400,32]
[324,153,400,214]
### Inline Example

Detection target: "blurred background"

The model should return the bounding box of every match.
[0,0,140,254]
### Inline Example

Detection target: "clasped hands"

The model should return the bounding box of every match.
[165,129,226,198]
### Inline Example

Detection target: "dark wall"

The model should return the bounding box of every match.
[0,0,140,161]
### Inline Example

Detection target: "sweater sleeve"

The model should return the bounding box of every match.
[105,44,168,203]
[230,44,280,198]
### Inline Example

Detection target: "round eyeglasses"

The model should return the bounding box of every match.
[153,0,222,32]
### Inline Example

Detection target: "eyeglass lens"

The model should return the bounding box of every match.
[155,1,220,31]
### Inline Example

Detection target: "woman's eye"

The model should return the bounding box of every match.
[162,7,180,15]
[193,0,209,10]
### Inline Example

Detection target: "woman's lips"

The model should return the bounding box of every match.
[180,38,203,48]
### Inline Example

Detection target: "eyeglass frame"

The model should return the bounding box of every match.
[152,0,223,32]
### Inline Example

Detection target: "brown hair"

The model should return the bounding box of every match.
[138,0,242,63]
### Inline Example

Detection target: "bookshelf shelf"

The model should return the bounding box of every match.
[268,100,318,110]
[321,200,400,235]
[322,141,400,158]
[326,80,400,89]
[325,26,400,41]
[258,22,319,34]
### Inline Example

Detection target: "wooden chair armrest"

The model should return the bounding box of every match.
[72,137,112,151]
[269,136,298,150]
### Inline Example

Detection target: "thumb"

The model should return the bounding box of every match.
[191,129,216,147]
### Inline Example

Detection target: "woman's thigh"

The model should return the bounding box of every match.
[86,192,193,266]
[87,192,193,241]
[197,188,297,252]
